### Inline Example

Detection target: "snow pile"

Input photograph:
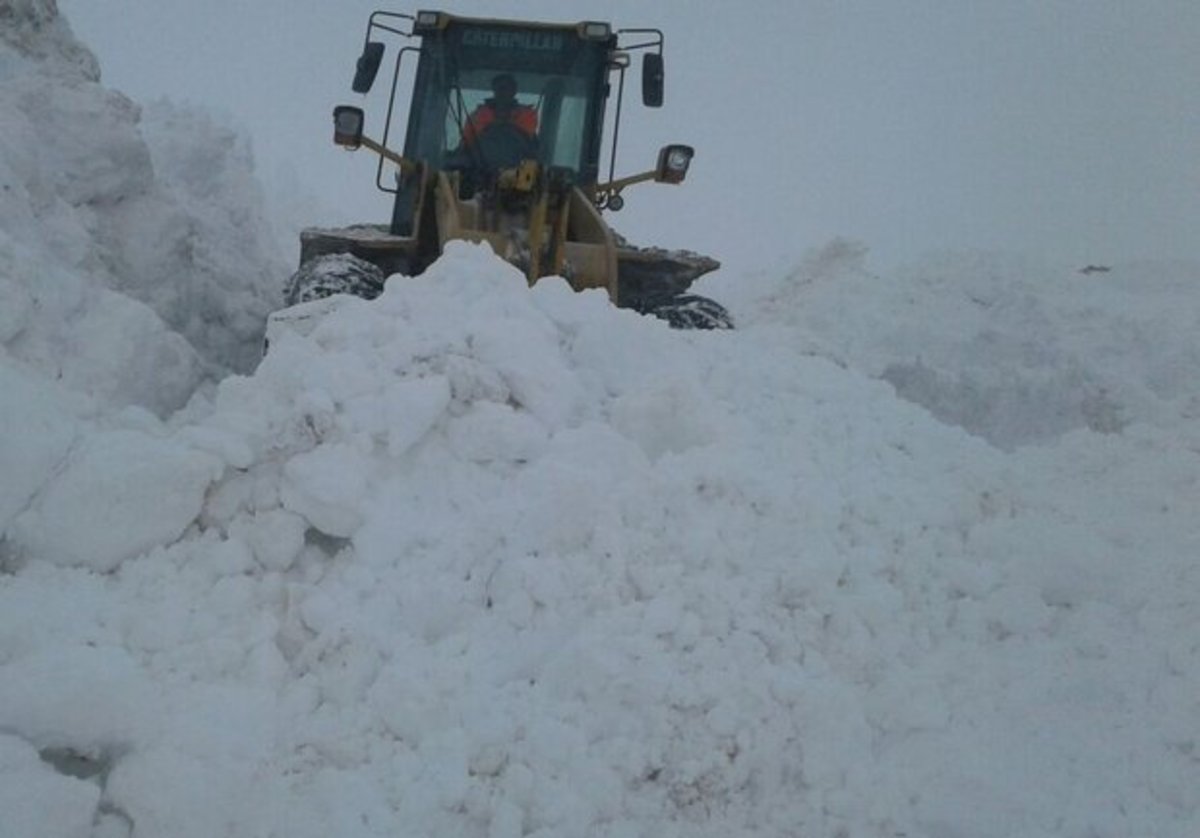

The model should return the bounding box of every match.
[3,238,1198,837]
[0,0,285,414]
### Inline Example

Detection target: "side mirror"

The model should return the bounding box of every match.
[352,42,385,93]
[655,144,693,184]
[642,53,664,107]
[333,106,365,149]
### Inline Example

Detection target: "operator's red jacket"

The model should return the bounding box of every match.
[462,100,538,145]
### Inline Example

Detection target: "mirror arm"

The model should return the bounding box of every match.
[354,135,417,178]
[596,169,656,197]
[366,11,416,41]
[615,28,665,53]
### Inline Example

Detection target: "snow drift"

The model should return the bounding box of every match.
[0,0,285,415]
[2,4,1198,838]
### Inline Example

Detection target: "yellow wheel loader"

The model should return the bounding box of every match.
[284,9,731,329]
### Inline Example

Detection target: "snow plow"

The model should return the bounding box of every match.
[283,10,731,329]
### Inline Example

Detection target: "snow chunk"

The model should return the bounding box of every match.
[0,273,33,342]
[0,734,99,838]
[9,429,222,570]
[0,363,84,536]
[611,379,725,461]
[280,441,373,538]
[0,642,161,754]
[229,508,308,572]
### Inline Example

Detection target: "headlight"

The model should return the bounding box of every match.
[581,21,612,41]
[655,144,694,184]
[333,106,365,148]
[414,10,443,32]
[666,148,692,171]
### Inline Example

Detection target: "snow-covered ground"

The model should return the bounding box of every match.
[2,4,1198,837]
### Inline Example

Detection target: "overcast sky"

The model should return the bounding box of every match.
[61,0,1200,277]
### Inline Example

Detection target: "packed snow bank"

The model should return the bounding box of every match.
[725,239,1200,449]
[3,239,1197,837]
[0,0,285,414]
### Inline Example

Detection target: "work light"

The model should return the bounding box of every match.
[656,144,694,183]
[333,106,364,148]
[414,11,442,32]
[581,21,611,40]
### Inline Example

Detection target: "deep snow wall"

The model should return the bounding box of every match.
[0,0,285,414]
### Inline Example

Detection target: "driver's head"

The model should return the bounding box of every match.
[491,73,518,106]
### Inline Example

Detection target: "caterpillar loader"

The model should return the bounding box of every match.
[281,9,731,329]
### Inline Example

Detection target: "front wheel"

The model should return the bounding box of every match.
[649,294,734,330]
[283,253,385,307]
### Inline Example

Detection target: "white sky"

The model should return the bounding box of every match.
[61,0,1200,276]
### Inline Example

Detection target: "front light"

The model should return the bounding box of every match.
[666,148,692,171]
[333,106,365,148]
[581,21,611,40]
[655,144,694,184]
[414,10,442,31]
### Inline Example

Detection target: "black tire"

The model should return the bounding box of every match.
[283,253,386,307]
[650,294,734,330]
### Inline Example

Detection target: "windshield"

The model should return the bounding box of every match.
[403,24,611,182]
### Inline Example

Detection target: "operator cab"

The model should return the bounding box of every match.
[404,20,613,184]
[347,11,676,235]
